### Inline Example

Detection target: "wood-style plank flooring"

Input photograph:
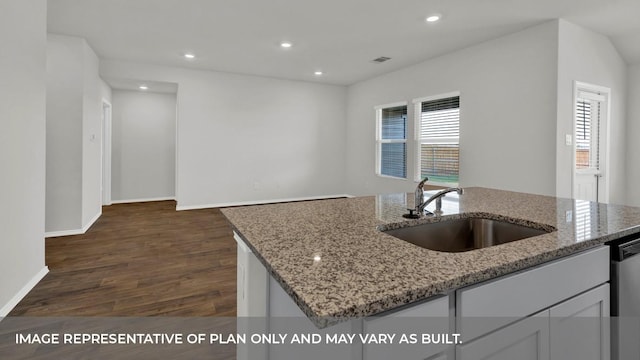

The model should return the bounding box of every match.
[9,201,237,317]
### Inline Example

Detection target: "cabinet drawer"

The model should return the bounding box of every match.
[457,246,609,341]
[364,295,450,360]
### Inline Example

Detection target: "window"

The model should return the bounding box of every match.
[414,94,460,185]
[376,103,407,178]
[575,92,602,170]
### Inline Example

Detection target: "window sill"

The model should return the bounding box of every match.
[376,174,408,181]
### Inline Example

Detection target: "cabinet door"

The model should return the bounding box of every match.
[456,246,609,341]
[549,284,610,360]
[457,311,550,360]
[363,295,450,360]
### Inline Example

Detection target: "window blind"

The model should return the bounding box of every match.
[381,107,407,140]
[575,98,600,170]
[418,96,459,184]
[379,105,407,178]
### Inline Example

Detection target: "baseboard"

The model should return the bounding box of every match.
[45,228,83,238]
[82,209,101,233]
[110,197,176,204]
[0,266,49,317]
[45,209,102,238]
[176,194,355,211]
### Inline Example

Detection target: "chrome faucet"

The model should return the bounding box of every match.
[414,177,429,213]
[414,177,464,216]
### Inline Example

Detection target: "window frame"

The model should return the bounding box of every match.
[413,91,460,186]
[375,101,408,180]
[575,90,605,172]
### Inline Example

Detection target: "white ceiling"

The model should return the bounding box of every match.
[47,0,640,86]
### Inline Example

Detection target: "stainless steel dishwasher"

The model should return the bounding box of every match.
[610,234,640,360]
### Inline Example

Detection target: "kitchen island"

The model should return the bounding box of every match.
[221,187,640,360]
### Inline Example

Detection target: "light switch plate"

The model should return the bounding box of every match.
[565,134,572,146]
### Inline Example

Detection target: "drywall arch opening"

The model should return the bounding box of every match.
[103,78,178,204]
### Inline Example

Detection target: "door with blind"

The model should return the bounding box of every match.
[573,84,609,203]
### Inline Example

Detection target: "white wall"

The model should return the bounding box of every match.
[556,19,628,204]
[100,78,112,104]
[82,39,103,225]
[111,90,176,201]
[99,79,112,206]
[100,60,348,208]
[46,34,104,234]
[0,0,48,315]
[46,35,84,232]
[626,64,640,206]
[345,21,559,196]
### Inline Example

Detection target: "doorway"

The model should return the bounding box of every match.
[102,100,112,206]
[572,82,610,203]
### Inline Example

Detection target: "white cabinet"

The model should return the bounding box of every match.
[234,232,269,360]
[550,284,610,360]
[235,232,268,318]
[363,295,450,360]
[457,311,550,360]
[456,246,609,341]
[456,248,610,360]
[458,284,611,360]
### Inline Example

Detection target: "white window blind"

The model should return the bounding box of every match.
[376,105,407,178]
[575,96,601,170]
[416,95,460,185]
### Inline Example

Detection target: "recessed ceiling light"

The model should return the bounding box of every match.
[139,85,148,90]
[426,14,442,22]
[314,71,323,76]
[280,42,292,48]
[184,53,195,59]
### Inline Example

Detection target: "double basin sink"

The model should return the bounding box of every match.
[383,216,555,253]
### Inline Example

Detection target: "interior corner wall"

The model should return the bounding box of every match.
[555,19,628,204]
[82,40,103,226]
[100,60,348,208]
[100,78,112,104]
[345,21,559,197]
[0,0,47,314]
[46,34,104,233]
[111,90,176,202]
[625,64,640,206]
[46,34,84,232]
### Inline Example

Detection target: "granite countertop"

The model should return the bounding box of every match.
[221,187,640,327]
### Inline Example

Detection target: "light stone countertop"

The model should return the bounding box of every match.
[221,187,640,328]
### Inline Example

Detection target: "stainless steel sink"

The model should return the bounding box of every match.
[383,217,552,253]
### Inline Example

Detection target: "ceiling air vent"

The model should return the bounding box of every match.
[371,56,391,63]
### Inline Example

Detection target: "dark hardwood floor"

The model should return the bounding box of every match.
[9,201,237,317]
